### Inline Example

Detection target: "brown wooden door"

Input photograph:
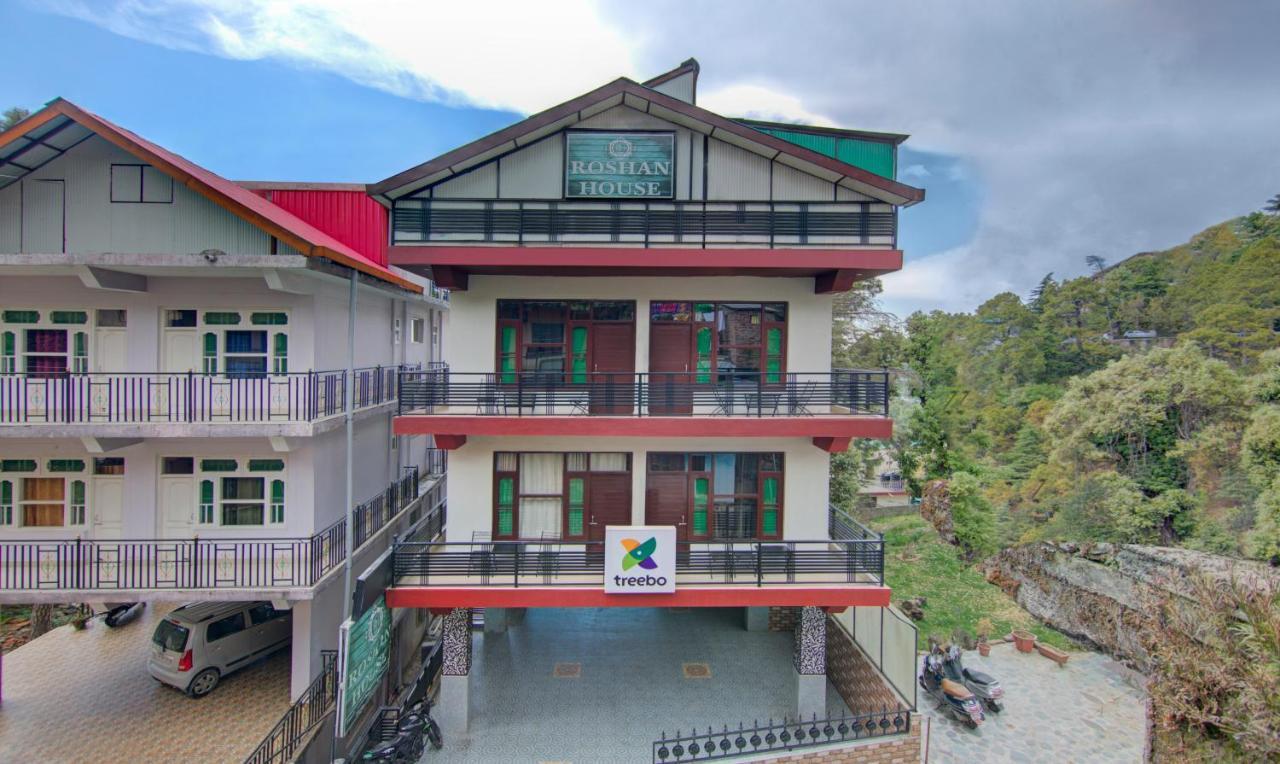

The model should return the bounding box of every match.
[649,323,692,415]
[645,473,690,540]
[587,473,632,542]
[590,323,635,414]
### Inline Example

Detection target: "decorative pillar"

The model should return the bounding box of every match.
[439,608,472,734]
[793,605,827,720]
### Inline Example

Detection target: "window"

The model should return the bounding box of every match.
[95,309,127,328]
[248,603,286,625]
[650,302,787,383]
[110,164,173,204]
[493,452,631,540]
[646,452,783,540]
[164,310,289,377]
[206,612,246,642]
[410,317,425,344]
[93,458,126,475]
[221,477,265,525]
[495,300,636,383]
[161,457,194,475]
[1,308,117,376]
[181,458,285,527]
[394,317,402,345]
[0,459,89,528]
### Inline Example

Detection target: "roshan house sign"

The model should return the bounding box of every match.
[336,594,391,736]
[605,525,677,593]
[565,131,675,199]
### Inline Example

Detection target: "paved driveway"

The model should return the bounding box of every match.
[0,604,291,763]
[920,643,1147,763]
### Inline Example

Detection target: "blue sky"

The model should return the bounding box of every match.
[4,1,1276,317]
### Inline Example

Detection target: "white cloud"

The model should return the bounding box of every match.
[900,164,931,179]
[698,84,833,126]
[46,0,641,114]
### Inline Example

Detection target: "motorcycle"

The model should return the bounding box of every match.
[361,700,442,762]
[919,649,985,729]
[942,644,1004,713]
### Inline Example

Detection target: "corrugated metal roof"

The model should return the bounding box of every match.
[748,126,897,180]
[246,187,389,267]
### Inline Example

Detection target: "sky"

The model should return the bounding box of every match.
[2,1,1278,318]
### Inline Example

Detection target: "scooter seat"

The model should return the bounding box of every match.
[963,668,995,684]
[940,678,974,699]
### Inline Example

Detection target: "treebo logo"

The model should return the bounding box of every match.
[614,535,667,588]
[620,536,659,571]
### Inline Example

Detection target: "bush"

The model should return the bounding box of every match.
[949,471,997,558]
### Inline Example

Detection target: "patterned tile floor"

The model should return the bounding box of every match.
[0,603,291,764]
[921,643,1147,763]
[435,607,851,764]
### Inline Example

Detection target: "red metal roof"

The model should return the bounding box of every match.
[242,185,389,267]
[0,99,418,292]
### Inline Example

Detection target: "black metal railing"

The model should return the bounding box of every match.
[398,369,889,418]
[0,463,443,592]
[828,504,882,543]
[0,365,413,425]
[244,650,338,764]
[392,199,896,247]
[653,710,912,762]
[393,536,883,588]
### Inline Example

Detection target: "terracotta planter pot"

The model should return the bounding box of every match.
[977,641,991,657]
[1012,629,1036,653]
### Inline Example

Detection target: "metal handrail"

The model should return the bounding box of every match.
[397,368,890,418]
[244,650,339,764]
[393,536,884,587]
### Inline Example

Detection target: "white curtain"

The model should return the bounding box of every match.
[520,454,562,537]
[590,453,629,472]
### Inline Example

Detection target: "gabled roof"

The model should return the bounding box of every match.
[0,99,420,292]
[368,77,925,206]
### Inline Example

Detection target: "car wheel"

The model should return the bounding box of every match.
[186,668,220,698]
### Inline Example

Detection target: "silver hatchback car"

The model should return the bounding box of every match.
[148,601,292,697]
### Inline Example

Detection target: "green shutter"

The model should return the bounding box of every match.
[203,312,241,325]
[251,312,288,325]
[200,480,214,503]
[1,481,12,503]
[200,459,238,472]
[695,327,712,383]
[48,459,86,472]
[766,328,782,383]
[50,311,88,324]
[248,459,285,472]
[763,477,779,536]
[567,477,585,536]
[1,460,37,472]
[500,326,517,383]
[2,331,13,354]
[497,477,515,536]
[271,480,285,503]
[71,480,86,504]
[571,327,588,384]
[203,332,217,374]
[273,333,288,374]
[693,477,709,535]
[2,310,39,324]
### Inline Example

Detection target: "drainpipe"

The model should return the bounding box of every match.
[342,269,357,623]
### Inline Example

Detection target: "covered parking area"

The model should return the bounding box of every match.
[438,607,856,763]
[0,603,291,763]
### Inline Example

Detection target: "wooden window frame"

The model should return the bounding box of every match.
[646,452,784,541]
[650,302,787,385]
[0,458,90,529]
[494,300,635,384]
[492,451,632,541]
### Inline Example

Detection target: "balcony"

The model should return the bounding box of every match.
[386,506,887,610]
[0,462,446,599]
[394,368,892,451]
[388,200,902,292]
[0,365,413,436]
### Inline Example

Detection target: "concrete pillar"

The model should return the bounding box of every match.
[793,606,827,721]
[484,607,508,634]
[438,608,472,735]
[289,600,315,701]
[744,607,770,632]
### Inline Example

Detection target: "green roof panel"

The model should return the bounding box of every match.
[751,126,897,180]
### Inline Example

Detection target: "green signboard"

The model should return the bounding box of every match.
[337,594,391,736]
[565,131,674,199]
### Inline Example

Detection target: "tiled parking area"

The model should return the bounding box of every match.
[442,607,852,763]
[0,603,291,763]
[921,643,1147,763]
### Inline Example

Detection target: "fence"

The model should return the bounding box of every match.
[0,365,409,425]
[0,463,442,592]
[398,369,890,418]
[244,651,338,764]
[652,709,912,763]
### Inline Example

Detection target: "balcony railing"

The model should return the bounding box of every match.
[392,536,884,588]
[398,369,889,418]
[0,459,447,592]
[0,365,413,426]
[392,199,896,247]
[244,650,338,764]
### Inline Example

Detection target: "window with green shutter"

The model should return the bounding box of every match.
[762,477,779,536]
[270,480,285,523]
[48,459,86,472]
[251,312,288,325]
[695,327,712,383]
[1,331,14,374]
[199,480,215,524]
[247,459,285,472]
[202,311,241,325]
[570,327,588,384]
[2,310,39,324]
[1,460,37,473]
[567,477,585,537]
[765,328,783,384]
[200,459,238,472]
[50,311,88,324]
[0,480,12,525]
[202,333,217,374]
[73,332,88,373]
[692,477,709,536]
[273,333,288,374]
[499,326,517,383]
[69,480,86,525]
[496,477,515,537]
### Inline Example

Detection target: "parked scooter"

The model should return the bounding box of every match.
[102,602,145,627]
[361,700,442,762]
[942,644,1004,713]
[919,649,985,729]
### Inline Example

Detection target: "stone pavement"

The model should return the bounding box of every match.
[920,642,1147,763]
[0,603,291,763]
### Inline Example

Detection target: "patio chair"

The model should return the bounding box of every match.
[784,380,818,416]
[536,531,561,584]
[469,531,494,584]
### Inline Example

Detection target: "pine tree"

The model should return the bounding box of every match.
[1264,193,1280,215]
[1085,254,1107,274]
[1,107,30,132]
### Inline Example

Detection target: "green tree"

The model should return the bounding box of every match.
[948,471,997,558]
[1,106,30,131]
[1183,304,1276,366]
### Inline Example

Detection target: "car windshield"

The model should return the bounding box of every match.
[153,619,190,652]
